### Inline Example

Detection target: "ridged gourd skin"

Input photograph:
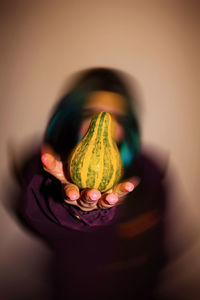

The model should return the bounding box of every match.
[69,111,123,192]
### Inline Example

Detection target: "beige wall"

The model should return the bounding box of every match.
[1,1,200,299]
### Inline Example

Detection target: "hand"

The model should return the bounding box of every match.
[41,144,140,212]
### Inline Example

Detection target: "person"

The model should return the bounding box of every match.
[20,68,167,300]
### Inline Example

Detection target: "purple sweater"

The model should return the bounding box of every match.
[20,150,167,300]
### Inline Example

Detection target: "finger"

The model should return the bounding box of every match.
[105,193,118,205]
[41,153,66,183]
[83,189,101,202]
[113,177,140,198]
[97,193,118,209]
[41,153,56,170]
[98,182,132,209]
[112,182,134,198]
[63,183,80,201]
[77,189,101,210]
[98,177,140,209]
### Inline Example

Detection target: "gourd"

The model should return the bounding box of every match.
[69,111,122,192]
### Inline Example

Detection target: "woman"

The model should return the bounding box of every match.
[21,68,167,299]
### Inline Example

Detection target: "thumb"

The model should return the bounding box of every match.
[41,153,56,170]
[112,177,140,198]
[41,153,66,183]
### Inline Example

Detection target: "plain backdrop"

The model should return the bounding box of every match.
[0,1,200,299]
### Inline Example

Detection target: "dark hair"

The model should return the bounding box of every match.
[44,67,140,172]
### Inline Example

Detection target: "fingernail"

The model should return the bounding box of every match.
[106,194,118,205]
[67,190,79,201]
[88,189,101,201]
[125,183,134,192]
[41,153,53,166]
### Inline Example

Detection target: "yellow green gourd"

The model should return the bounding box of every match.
[69,112,122,192]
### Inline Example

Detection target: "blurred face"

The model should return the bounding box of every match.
[79,91,128,143]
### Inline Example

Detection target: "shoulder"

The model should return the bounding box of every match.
[136,145,168,181]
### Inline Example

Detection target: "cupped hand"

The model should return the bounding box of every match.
[41,145,140,212]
